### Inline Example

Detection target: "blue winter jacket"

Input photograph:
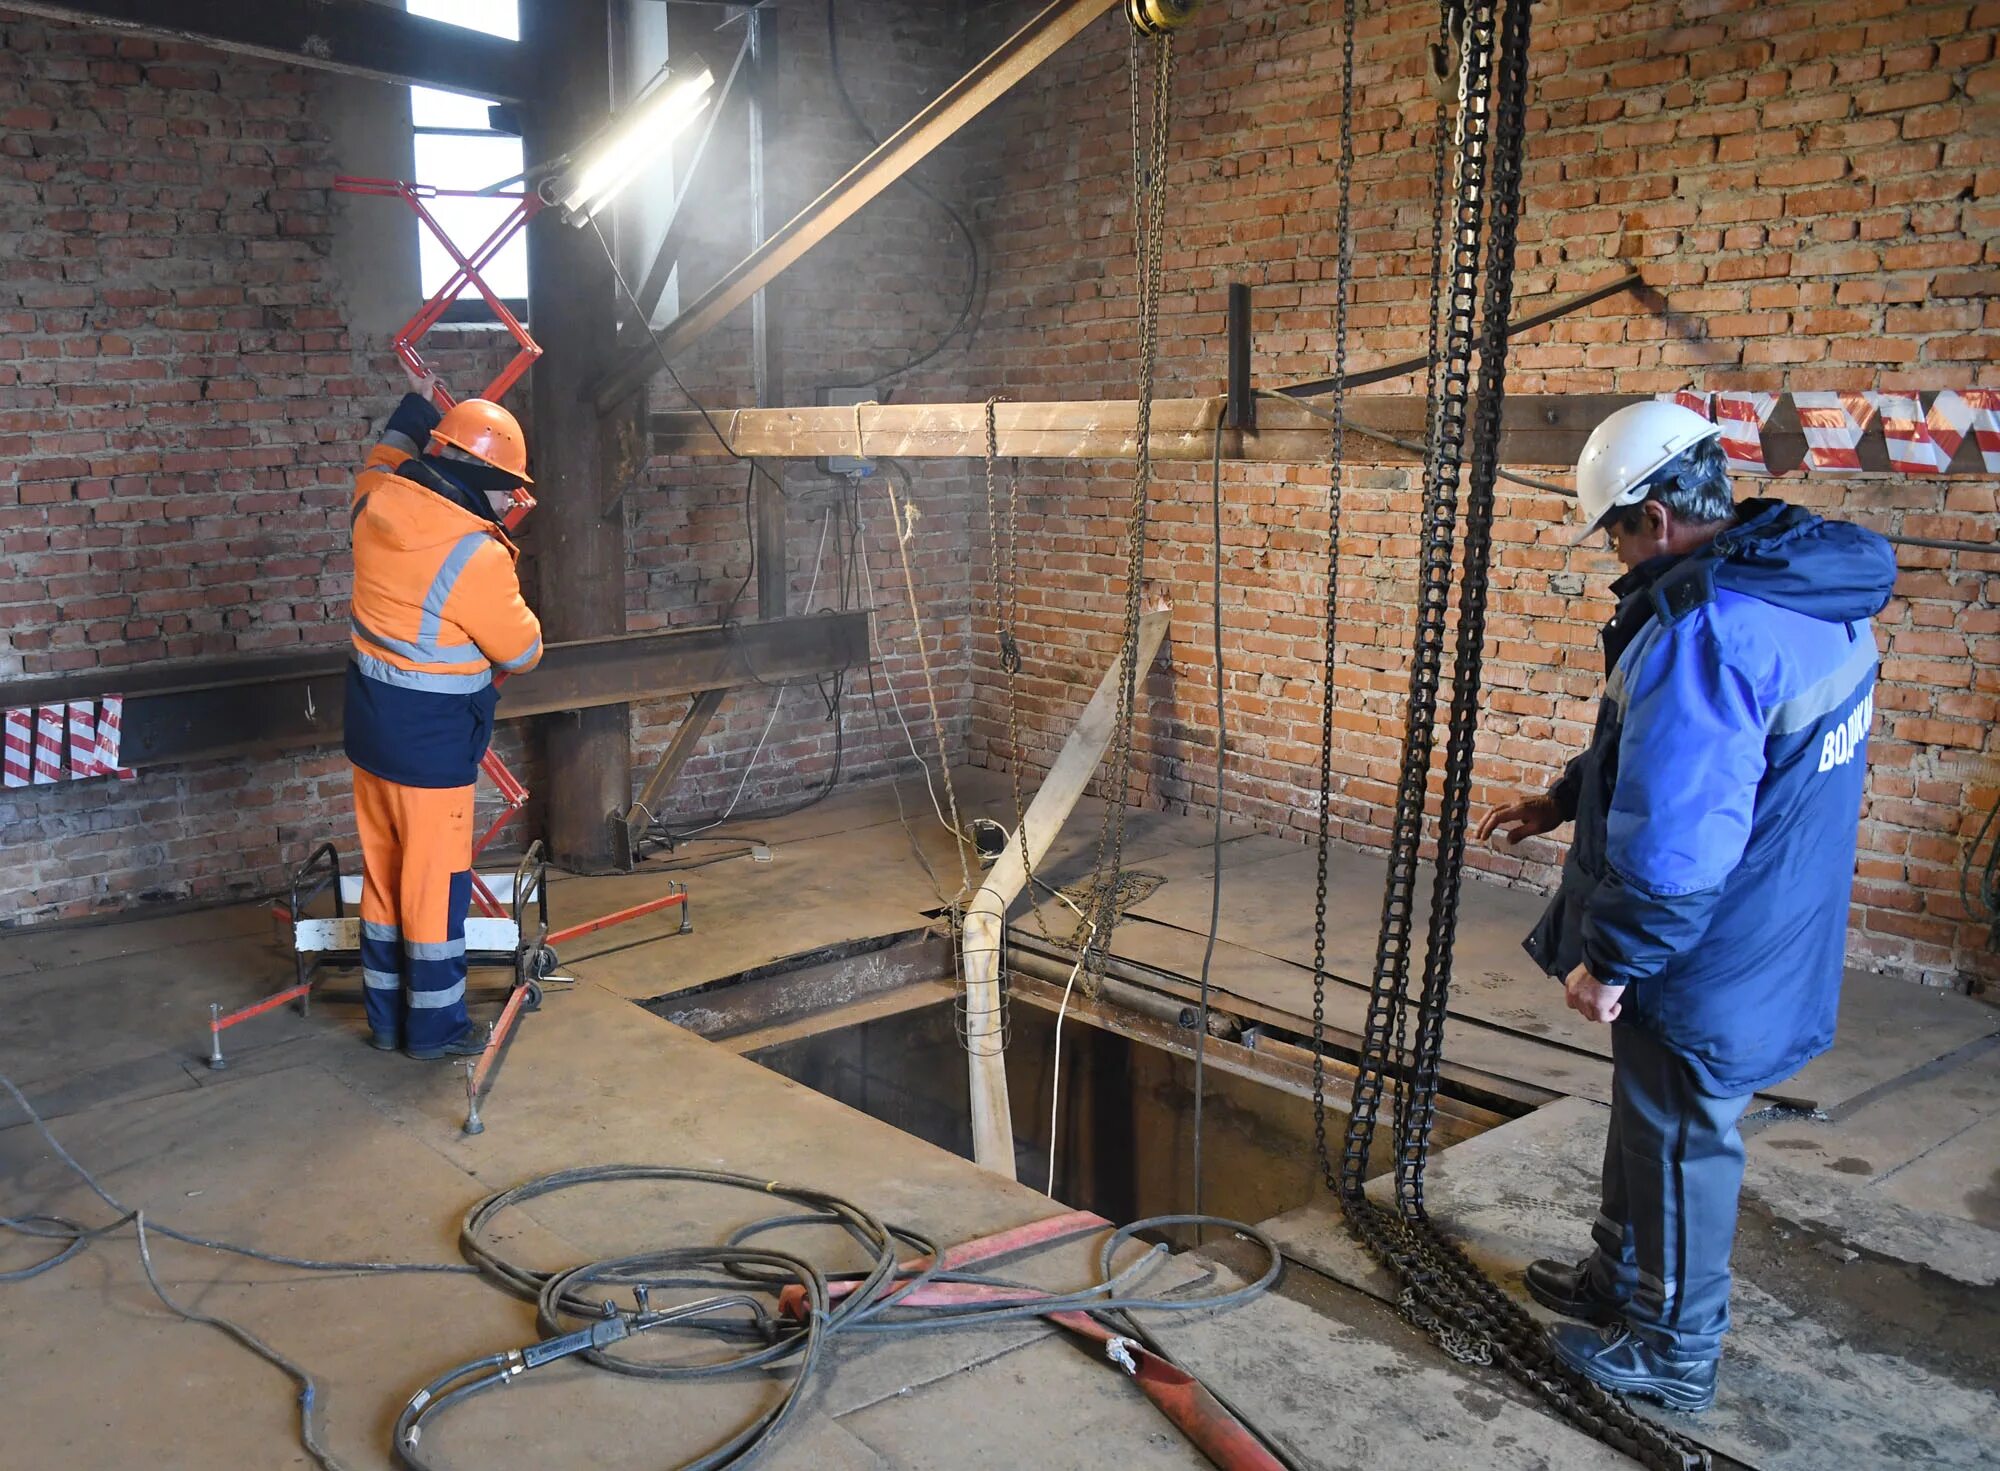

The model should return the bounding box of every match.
[1524,500,1898,1097]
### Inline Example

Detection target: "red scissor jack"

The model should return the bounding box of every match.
[210,179,690,1133]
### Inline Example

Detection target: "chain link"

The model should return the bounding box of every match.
[986,397,1054,945]
[1080,27,1175,994]
[1306,4,1710,1468]
[1309,0,1360,1197]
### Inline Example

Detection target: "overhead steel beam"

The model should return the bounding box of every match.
[5,0,539,103]
[0,614,871,771]
[629,27,753,325]
[590,0,1126,413]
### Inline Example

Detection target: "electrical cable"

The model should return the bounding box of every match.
[1964,786,2000,956]
[5,1049,1283,1471]
[1192,418,1227,1231]
[587,215,786,502]
[877,457,976,902]
[585,215,892,853]
[820,0,983,392]
[653,510,836,842]
[414,1162,1284,1470]
[0,1070,473,1471]
[1044,930,1095,1199]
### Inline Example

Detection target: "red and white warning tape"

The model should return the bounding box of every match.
[1963,389,2000,474]
[1791,391,1877,474]
[1659,389,1713,418]
[1712,391,1780,474]
[2,699,133,788]
[1651,388,1998,478]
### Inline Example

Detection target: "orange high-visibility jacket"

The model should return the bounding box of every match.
[344,394,543,788]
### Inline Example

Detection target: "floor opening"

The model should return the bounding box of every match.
[748,999,1331,1229]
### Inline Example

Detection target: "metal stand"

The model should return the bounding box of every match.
[207,840,694,1127]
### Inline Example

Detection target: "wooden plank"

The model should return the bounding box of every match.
[652,392,2000,473]
[5,0,538,102]
[591,0,1126,411]
[652,393,1628,465]
[1121,843,1620,1060]
[1763,971,2000,1113]
[1081,920,1612,1106]
[1115,841,1998,1112]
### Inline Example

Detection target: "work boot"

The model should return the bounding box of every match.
[406,1024,489,1062]
[367,1030,400,1052]
[1549,1323,1718,1413]
[1524,1256,1626,1327]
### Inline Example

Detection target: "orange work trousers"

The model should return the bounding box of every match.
[352,767,474,1052]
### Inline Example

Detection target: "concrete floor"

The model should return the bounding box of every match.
[2,772,1994,1469]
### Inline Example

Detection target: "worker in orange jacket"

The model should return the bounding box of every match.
[345,364,543,1058]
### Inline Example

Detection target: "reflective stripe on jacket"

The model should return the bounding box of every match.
[344,394,543,788]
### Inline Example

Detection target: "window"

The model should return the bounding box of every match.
[407,0,527,311]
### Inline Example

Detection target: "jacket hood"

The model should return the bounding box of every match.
[364,464,516,557]
[1705,498,1898,624]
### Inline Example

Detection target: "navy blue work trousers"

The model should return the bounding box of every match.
[1581,1020,1755,1362]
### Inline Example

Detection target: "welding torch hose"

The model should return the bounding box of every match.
[396,1165,1287,1471]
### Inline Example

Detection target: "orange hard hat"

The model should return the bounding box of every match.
[430,398,532,484]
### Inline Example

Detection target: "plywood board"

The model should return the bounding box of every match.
[1104,918,1616,1105]
[1127,845,2000,1112]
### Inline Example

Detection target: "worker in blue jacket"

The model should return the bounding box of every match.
[1477,400,1898,1410]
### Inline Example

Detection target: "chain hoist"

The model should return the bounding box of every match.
[985,397,1056,945]
[1304,3,1709,1467]
[983,399,1024,681]
[1078,20,1175,993]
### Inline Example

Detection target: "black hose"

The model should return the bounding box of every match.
[6,1088,1283,1471]
[819,0,983,392]
[408,1164,1284,1470]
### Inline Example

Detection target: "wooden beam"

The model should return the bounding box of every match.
[961,602,1174,1178]
[6,0,537,102]
[590,0,1125,412]
[651,392,2000,475]
[653,393,1617,466]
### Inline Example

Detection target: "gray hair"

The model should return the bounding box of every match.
[1614,437,1734,530]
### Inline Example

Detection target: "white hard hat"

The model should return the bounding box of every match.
[1572,401,1723,544]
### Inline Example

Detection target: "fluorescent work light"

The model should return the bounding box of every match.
[557,65,716,225]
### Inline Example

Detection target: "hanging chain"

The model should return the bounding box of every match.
[1079,26,1175,992]
[1309,0,1360,1196]
[1310,3,1710,1466]
[986,397,1054,944]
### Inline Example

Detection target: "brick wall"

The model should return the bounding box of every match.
[0,3,979,924]
[628,0,982,837]
[956,0,2000,990]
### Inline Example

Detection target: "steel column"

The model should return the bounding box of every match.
[522,0,638,873]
